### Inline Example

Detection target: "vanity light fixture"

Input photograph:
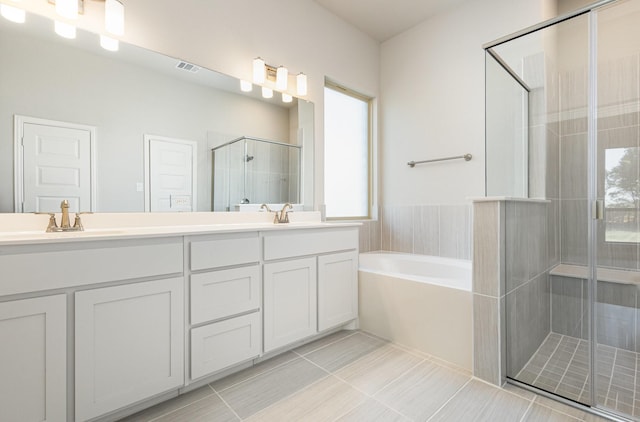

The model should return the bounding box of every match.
[251,58,308,98]
[54,20,76,38]
[240,80,253,92]
[282,93,293,103]
[253,57,266,84]
[276,66,288,90]
[100,34,118,51]
[296,73,308,96]
[105,0,124,36]
[261,86,273,99]
[1,1,26,23]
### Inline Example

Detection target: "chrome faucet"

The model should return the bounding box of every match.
[37,200,89,232]
[260,203,293,224]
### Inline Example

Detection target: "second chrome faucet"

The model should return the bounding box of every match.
[260,203,293,224]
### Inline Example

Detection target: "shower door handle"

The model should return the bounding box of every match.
[592,200,604,220]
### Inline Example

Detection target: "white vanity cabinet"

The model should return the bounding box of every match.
[75,277,184,422]
[188,233,262,380]
[0,295,67,422]
[262,227,359,353]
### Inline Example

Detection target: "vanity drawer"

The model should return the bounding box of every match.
[190,234,260,271]
[263,228,358,261]
[0,239,183,296]
[190,265,260,325]
[190,312,261,380]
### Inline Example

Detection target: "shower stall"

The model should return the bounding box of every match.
[485,0,640,419]
[211,136,301,211]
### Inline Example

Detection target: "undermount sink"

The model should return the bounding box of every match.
[42,229,127,238]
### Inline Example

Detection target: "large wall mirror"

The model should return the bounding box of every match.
[0,11,314,213]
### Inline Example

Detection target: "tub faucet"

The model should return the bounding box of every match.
[37,200,89,232]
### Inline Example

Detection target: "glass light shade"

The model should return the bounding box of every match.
[253,57,265,84]
[240,80,253,92]
[261,86,273,99]
[105,0,124,36]
[276,66,288,90]
[54,20,76,39]
[282,93,293,103]
[100,35,119,51]
[1,4,25,23]
[296,73,308,96]
[56,0,78,19]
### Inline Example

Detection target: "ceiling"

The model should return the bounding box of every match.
[313,0,470,42]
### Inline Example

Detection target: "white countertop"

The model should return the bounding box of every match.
[0,212,361,246]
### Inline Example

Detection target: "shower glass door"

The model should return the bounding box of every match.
[594,1,640,418]
[487,0,640,419]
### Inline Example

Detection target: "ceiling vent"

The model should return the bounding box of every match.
[176,61,200,73]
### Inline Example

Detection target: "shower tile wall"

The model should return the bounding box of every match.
[505,200,553,376]
[358,204,472,260]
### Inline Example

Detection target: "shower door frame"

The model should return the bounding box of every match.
[485,0,633,420]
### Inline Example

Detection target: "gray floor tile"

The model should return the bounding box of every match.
[118,386,216,422]
[293,330,357,356]
[335,344,424,395]
[217,358,326,419]
[335,398,410,422]
[211,351,298,392]
[429,379,530,422]
[522,403,582,421]
[305,332,387,372]
[152,393,238,422]
[245,375,366,421]
[374,360,470,421]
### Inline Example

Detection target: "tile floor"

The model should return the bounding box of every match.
[121,331,611,422]
[518,332,639,420]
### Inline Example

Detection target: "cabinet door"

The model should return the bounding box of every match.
[75,278,184,421]
[0,295,66,422]
[263,258,317,352]
[318,251,358,331]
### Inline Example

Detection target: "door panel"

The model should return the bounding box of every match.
[22,121,92,212]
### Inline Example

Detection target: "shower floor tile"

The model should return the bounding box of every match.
[517,332,640,420]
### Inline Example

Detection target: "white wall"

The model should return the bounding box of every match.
[379,0,557,205]
[8,0,381,212]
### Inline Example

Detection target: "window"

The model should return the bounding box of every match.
[324,81,371,219]
[605,147,639,243]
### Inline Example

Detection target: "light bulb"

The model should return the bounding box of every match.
[105,0,125,36]
[253,57,265,84]
[1,4,25,23]
[282,93,293,103]
[55,21,76,39]
[276,66,288,90]
[56,0,78,20]
[296,73,308,96]
[261,87,273,99]
[240,80,253,92]
[100,35,119,52]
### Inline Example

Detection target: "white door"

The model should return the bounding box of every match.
[18,116,95,213]
[75,277,184,421]
[0,295,67,422]
[318,251,359,331]
[263,257,317,352]
[145,135,197,212]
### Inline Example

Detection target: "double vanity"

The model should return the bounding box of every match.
[0,212,359,422]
